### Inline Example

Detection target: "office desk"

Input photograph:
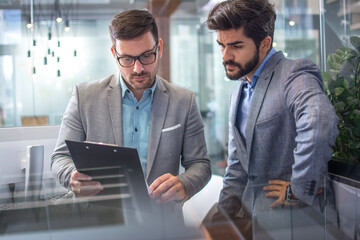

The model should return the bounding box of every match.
[1,176,347,240]
[0,179,204,240]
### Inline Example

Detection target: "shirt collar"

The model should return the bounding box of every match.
[247,48,277,88]
[119,74,158,100]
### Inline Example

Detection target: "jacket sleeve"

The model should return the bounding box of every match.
[283,59,338,205]
[177,92,211,199]
[51,85,86,189]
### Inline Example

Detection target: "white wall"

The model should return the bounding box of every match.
[0,126,60,185]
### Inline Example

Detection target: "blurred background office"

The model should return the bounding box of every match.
[1,0,358,174]
[0,0,359,239]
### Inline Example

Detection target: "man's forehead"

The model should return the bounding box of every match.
[115,36,156,55]
[216,28,248,44]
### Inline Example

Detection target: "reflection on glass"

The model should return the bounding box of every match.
[201,172,347,240]
[0,0,359,238]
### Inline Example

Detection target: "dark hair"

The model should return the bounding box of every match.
[109,9,158,45]
[206,0,276,48]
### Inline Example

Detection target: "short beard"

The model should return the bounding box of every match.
[129,71,154,89]
[223,48,260,80]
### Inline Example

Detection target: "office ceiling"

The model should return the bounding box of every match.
[0,0,208,20]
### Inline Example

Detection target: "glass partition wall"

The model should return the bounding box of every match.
[0,1,125,127]
[170,0,325,174]
[0,1,356,120]
[0,0,359,238]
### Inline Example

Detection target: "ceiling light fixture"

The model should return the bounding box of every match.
[64,20,71,32]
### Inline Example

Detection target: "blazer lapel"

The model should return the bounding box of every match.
[245,52,284,156]
[146,77,169,180]
[107,72,123,146]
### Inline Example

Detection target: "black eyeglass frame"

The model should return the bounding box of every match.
[113,41,159,67]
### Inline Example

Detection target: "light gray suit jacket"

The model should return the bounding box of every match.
[219,51,338,216]
[51,73,211,216]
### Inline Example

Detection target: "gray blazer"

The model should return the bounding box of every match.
[219,52,338,215]
[51,73,211,215]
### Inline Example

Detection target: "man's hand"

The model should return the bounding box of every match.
[263,179,297,208]
[149,173,187,203]
[70,170,103,197]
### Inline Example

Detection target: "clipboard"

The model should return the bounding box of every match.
[65,140,151,211]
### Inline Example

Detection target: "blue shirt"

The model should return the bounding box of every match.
[236,48,277,142]
[119,76,157,175]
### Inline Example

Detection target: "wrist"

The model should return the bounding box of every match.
[285,184,299,203]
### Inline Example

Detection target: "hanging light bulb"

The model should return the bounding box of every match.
[26,18,32,29]
[55,1,62,23]
[57,69,61,77]
[64,20,71,32]
[44,56,48,65]
[74,49,77,57]
[56,17,63,23]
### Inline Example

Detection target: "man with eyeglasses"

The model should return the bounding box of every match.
[51,9,211,223]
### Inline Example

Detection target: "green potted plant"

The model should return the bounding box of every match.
[322,36,360,180]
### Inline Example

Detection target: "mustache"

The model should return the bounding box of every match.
[130,72,150,78]
[223,60,241,68]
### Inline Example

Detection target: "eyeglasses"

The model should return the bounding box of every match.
[114,42,158,67]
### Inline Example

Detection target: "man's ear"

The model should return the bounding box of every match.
[261,36,272,52]
[157,38,163,58]
[110,45,116,58]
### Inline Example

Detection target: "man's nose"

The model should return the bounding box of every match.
[133,59,144,73]
[222,47,234,62]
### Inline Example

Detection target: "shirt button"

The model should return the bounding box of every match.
[136,106,139,110]
[135,127,138,132]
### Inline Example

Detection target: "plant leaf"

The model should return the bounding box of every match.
[328,60,342,71]
[348,140,360,149]
[347,96,359,105]
[322,72,334,91]
[322,71,333,82]
[333,87,344,96]
[353,109,360,116]
[325,36,360,163]
[336,47,347,56]
[352,127,360,137]
[331,53,343,63]
[345,53,356,61]
[350,36,360,50]
[334,101,346,110]
[330,69,340,75]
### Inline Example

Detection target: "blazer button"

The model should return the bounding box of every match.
[248,175,257,181]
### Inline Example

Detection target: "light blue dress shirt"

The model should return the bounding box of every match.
[236,48,277,142]
[119,76,157,175]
